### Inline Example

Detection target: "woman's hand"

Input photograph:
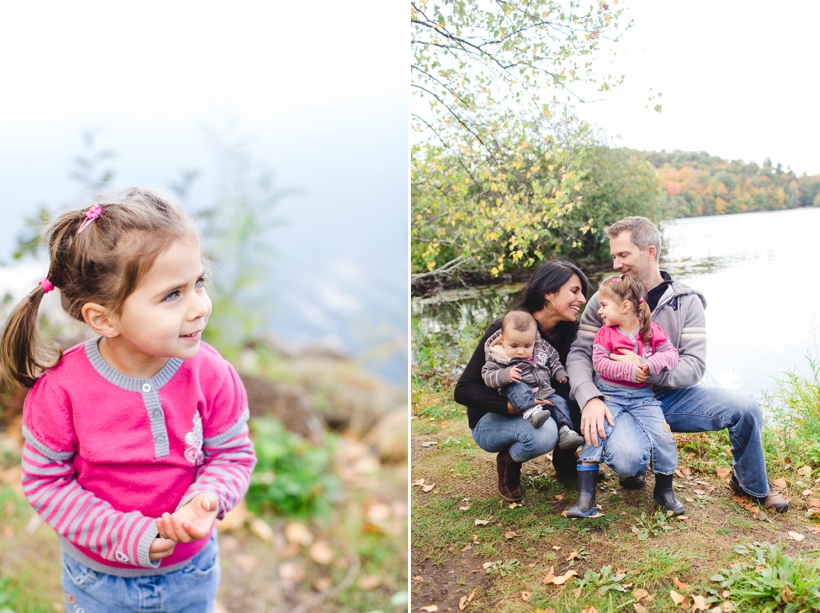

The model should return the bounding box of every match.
[149,535,176,562]
[580,397,615,448]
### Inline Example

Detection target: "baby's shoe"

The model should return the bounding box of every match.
[523,406,551,429]
[557,425,585,450]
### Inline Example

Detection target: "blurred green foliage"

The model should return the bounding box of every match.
[246,417,341,519]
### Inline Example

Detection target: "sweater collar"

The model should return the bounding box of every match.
[84,338,184,392]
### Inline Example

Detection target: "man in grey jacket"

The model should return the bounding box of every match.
[566,216,788,512]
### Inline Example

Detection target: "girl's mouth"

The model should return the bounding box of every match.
[181,331,202,339]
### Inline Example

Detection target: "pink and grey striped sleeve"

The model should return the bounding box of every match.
[177,363,256,518]
[642,325,679,376]
[592,344,638,383]
[21,434,158,568]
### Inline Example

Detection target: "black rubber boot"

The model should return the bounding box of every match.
[619,469,646,490]
[566,465,600,518]
[653,473,685,516]
[552,446,578,482]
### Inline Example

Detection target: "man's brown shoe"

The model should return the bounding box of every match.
[496,449,523,502]
[729,474,789,513]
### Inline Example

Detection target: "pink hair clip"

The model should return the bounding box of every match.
[611,277,620,283]
[39,277,54,293]
[638,297,644,303]
[77,205,103,234]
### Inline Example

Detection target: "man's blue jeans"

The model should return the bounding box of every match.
[579,381,677,475]
[601,384,768,497]
[471,412,558,463]
[503,381,574,430]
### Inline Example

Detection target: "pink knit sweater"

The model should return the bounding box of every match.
[21,340,256,576]
[592,322,679,387]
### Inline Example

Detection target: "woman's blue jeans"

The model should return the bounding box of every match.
[61,533,220,613]
[471,412,558,463]
[579,382,677,475]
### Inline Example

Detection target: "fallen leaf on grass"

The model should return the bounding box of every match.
[420,606,438,612]
[669,590,686,606]
[633,588,649,599]
[572,587,582,597]
[474,519,491,526]
[421,441,437,447]
[566,551,579,561]
[552,545,561,550]
[550,570,578,585]
[693,489,706,496]
[413,576,424,582]
[808,526,820,534]
[521,591,532,601]
[580,606,598,613]
[508,502,522,509]
[788,531,805,542]
[673,576,689,591]
[460,544,472,552]
[422,483,436,493]
[634,605,647,613]
[555,493,564,501]
[679,466,691,477]
[691,594,709,611]
[685,497,695,503]
[504,531,520,539]
[808,498,820,508]
[536,609,557,613]
[716,467,731,479]
[441,421,451,428]
[458,589,475,611]
[542,566,555,584]
[802,489,812,496]
[721,601,735,611]
[773,477,788,489]
[460,504,472,511]
[308,541,334,565]
[413,479,425,486]
[797,465,812,476]
[782,585,794,602]
[482,562,495,569]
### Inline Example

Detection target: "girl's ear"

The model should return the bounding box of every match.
[621,300,631,314]
[81,303,119,338]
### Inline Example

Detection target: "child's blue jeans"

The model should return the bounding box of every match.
[578,381,678,475]
[503,380,573,430]
[61,533,220,613]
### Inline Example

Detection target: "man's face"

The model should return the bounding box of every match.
[609,231,652,280]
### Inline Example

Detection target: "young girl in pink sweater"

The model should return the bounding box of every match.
[0,188,256,611]
[567,274,684,518]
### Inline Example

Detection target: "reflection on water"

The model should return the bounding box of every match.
[413,207,820,399]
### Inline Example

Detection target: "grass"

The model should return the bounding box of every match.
[411,365,820,613]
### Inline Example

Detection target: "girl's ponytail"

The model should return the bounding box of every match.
[637,297,652,345]
[0,284,62,388]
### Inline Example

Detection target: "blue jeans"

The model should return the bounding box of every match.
[503,381,574,430]
[471,411,558,463]
[657,385,768,497]
[579,382,677,475]
[61,534,220,613]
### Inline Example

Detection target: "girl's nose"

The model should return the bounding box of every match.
[188,292,210,320]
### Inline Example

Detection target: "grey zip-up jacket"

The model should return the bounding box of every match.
[482,329,568,401]
[566,274,707,410]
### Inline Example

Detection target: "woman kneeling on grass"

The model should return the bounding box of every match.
[454,260,588,502]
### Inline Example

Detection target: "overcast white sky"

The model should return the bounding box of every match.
[580,0,820,175]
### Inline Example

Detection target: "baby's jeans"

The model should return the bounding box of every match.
[578,381,678,475]
[504,381,573,430]
[61,533,220,613]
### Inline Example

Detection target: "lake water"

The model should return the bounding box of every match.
[412,207,820,400]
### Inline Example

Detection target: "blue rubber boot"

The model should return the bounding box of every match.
[653,473,685,516]
[566,464,600,518]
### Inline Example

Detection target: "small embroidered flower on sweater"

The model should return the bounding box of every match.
[184,412,205,465]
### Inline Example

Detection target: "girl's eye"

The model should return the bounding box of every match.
[163,290,180,302]
[195,276,206,288]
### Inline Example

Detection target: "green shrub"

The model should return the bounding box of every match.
[246,417,341,518]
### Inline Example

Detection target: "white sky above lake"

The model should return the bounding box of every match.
[0,0,408,381]
[580,0,820,175]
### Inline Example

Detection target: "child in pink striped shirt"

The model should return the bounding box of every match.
[0,188,256,612]
[567,274,684,518]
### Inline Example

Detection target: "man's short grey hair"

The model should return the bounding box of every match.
[605,216,662,262]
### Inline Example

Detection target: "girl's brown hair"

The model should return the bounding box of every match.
[0,187,198,387]
[599,274,652,344]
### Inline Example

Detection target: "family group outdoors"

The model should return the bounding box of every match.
[454,215,790,517]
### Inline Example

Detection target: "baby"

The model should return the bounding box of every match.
[482,311,585,450]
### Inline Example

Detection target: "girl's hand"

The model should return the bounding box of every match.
[149,536,176,562]
[509,366,522,382]
[635,364,650,383]
[157,493,218,543]
[609,349,642,365]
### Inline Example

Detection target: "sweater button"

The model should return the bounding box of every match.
[152,410,162,419]
[142,383,152,393]
[155,435,166,444]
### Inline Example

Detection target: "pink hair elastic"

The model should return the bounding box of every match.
[39,278,54,293]
[611,277,620,283]
[77,205,103,234]
[638,297,644,303]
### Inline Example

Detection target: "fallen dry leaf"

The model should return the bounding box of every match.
[413,576,424,582]
[441,421,450,428]
[552,545,561,550]
[679,466,691,477]
[474,519,490,526]
[521,591,532,601]
[413,478,425,486]
[421,441,437,447]
[580,606,598,613]
[572,587,582,598]
[460,504,471,511]
[788,531,805,542]
[782,584,794,603]
[691,594,709,611]
[504,531,519,539]
[422,483,436,493]
[808,498,820,508]
[803,489,813,496]
[773,477,788,489]
[716,467,731,479]
[308,541,334,565]
[633,604,647,613]
[673,576,689,591]
[722,601,735,611]
[633,588,649,599]
[693,489,706,496]
[808,526,820,534]
[420,606,439,612]
[460,544,472,552]
[797,465,812,477]
[670,589,686,606]
[458,589,475,611]
[555,493,565,501]
[551,570,579,585]
[542,566,555,584]
[482,562,495,569]
[566,551,579,561]
[508,502,522,509]
[685,497,695,502]
[248,517,274,543]
[285,522,313,547]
